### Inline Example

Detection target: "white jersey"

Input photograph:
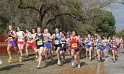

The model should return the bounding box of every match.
[16,31,24,41]
[102,39,108,46]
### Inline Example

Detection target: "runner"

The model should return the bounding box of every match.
[25,28,32,58]
[66,31,71,55]
[86,34,93,61]
[43,29,53,62]
[101,37,107,62]
[60,32,67,64]
[70,30,80,68]
[16,26,26,62]
[97,36,102,62]
[31,28,38,58]
[5,25,19,62]
[35,26,44,69]
[78,35,84,58]
[111,36,118,63]
[51,28,62,66]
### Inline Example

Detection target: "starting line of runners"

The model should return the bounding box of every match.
[5,25,123,69]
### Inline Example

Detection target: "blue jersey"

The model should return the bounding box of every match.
[54,33,61,45]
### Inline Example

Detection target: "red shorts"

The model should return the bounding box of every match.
[32,42,36,48]
[17,41,25,45]
[27,42,33,46]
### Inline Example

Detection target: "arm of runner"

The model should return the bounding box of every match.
[22,31,26,37]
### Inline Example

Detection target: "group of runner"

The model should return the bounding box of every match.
[5,25,123,69]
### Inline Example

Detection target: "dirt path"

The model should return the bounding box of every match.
[0,51,103,74]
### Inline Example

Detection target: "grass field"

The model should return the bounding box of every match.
[0,51,105,74]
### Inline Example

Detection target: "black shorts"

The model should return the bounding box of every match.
[61,48,66,51]
[54,44,62,51]
[71,48,79,52]
[36,45,44,49]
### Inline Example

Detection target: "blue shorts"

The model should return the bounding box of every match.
[79,44,83,47]
[86,45,92,49]
[44,42,52,50]
[101,46,106,51]
[97,46,102,50]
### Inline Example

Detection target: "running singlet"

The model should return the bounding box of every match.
[70,36,79,49]
[26,33,32,43]
[61,40,66,48]
[87,38,92,45]
[112,40,117,48]
[8,31,17,47]
[54,33,61,45]
[36,34,44,46]
[97,40,102,47]
[17,31,24,42]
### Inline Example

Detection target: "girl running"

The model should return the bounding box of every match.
[60,32,67,64]
[43,29,53,62]
[16,26,26,62]
[31,28,38,58]
[52,28,62,66]
[25,28,32,58]
[111,36,118,63]
[35,27,44,69]
[97,36,102,62]
[5,25,19,62]
[70,30,80,68]
[86,34,93,61]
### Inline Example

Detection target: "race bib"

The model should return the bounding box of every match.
[18,37,23,41]
[8,37,13,41]
[37,39,43,45]
[55,40,59,45]
[88,41,91,45]
[72,43,77,48]
[113,44,116,47]
[62,44,64,47]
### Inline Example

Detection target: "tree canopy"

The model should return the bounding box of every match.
[0,0,123,36]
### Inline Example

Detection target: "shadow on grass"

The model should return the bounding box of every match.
[0,64,24,71]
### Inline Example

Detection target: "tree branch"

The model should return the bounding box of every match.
[18,0,39,12]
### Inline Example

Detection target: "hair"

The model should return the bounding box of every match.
[9,25,14,30]
[72,30,78,36]
[26,28,29,31]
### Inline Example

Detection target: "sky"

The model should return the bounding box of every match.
[111,2,124,31]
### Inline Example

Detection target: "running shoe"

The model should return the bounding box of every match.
[57,60,62,66]
[72,61,75,67]
[36,66,41,69]
[25,55,28,58]
[8,57,12,63]
[89,57,92,61]
[19,57,22,62]
[78,64,81,68]
[97,59,100,62]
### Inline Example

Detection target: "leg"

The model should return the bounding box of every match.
[76,50,80,68]
[112,50,115,62]
[25,43,29,57]
[71,49,75,67]
[97,49,101,62]
[37,47,44,67]
[56,47,61,65]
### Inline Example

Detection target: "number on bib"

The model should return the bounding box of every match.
[55,40,59,45]
[18,37,23,41]
[8,37,13,41]
[37,39,43,45]
[72,43,77,48]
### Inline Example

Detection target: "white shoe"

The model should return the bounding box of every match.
[78,64,81,68]
[89,57,91,61]
[72,61,74,67]
[57,60,62,66]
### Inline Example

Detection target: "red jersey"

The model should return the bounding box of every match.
[70,36,79,49]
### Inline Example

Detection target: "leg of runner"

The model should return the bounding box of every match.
[56,47,61,65]
[7,44,12,62]
[25,43,29,58]
[76,50,80,68]
[97,49,101,62]
[44,47,48,62]
[71,49,75,67]
[89,47,92,61]
[112,50,115,62]
[37,47,44,68]
[18,44,23,62]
